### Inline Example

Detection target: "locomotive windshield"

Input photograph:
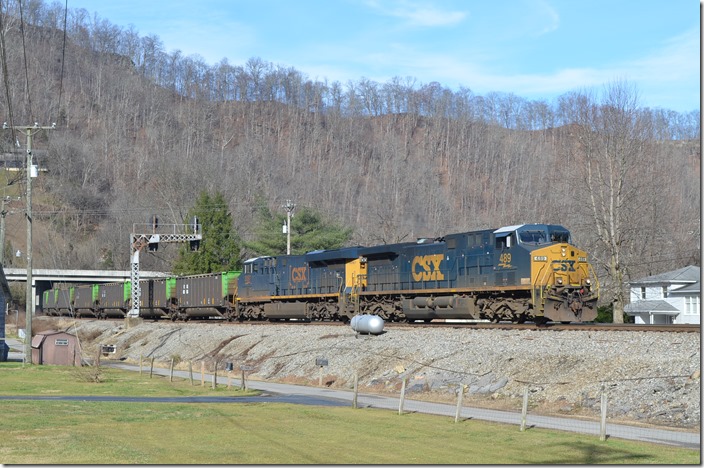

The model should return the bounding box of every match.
[547,228,571,243]
[513,225,571,245]
[517,229,547,244]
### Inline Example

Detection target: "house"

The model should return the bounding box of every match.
[0,266,12,361]
[624,265,700,325]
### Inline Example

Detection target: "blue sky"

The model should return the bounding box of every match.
[67,0,699,113]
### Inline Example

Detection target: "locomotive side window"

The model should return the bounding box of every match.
[495,233,515,249]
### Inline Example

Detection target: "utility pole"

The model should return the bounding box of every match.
[282,199,295,255]
[3,122,55,361]
[1,196,10,266]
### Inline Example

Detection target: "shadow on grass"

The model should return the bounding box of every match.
[531,440,654,464]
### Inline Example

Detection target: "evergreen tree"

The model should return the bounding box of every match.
[245,200,353,256]
[172,191,242,274]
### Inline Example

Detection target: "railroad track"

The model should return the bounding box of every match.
[39,315,700,333]
[384,321,701,333]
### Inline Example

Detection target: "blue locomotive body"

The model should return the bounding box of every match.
[235,224,598,323]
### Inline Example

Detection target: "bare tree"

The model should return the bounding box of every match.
[562,80,658,323]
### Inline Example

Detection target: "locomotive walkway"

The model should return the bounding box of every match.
[4,337,699,450]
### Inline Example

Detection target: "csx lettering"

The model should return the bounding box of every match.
[551,260,576,272]
[412,254,445,282]
[291,267,308,283]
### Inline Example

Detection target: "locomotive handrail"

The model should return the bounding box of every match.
[587,263,601,298]
[532,262,552,312]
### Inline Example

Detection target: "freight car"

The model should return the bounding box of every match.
[235,223,599,324]
[42,271,241,321]
[40,223,599,324]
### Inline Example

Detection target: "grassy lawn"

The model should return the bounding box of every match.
[0,363,699,464]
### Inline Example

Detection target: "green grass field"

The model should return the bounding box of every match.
[0,363,699,464]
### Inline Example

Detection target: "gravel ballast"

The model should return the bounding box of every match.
[39,317,700,429]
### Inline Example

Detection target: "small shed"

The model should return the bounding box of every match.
[31,330,82,366]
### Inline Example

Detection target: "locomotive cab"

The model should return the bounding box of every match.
[494,224,598,323]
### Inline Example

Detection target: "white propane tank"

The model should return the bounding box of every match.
[350,314,384,335]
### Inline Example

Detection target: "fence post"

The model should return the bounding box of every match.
[455,384,466,423]
[169,358,174,382]
[201,361,205,387]
[95,345,101,368]
[149,357,155,379]
[188,361,193,386]
[600,384,608,441]
[212,360,217,389]
[520,385,529,431]
[398,378,407,415]
[352,373,359,409]
[139,354,143,375]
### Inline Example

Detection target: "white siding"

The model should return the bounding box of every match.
[627,279,700,325]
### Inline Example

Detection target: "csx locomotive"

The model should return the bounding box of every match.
[42,223,599,324]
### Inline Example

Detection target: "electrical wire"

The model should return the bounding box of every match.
[17,0,32,120]
[0,0,17,145]
[56,0,67,125]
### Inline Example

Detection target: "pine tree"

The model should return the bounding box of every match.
[245,199,352,256]
[172,191,242,275]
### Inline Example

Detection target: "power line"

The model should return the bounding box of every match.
[0,0,17,146]
[17,0,33,119]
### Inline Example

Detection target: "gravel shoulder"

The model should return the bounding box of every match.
[36,317,701,429]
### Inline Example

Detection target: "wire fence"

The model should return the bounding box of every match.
[92,346,700,449]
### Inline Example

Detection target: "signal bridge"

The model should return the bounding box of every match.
[129,221,202,317]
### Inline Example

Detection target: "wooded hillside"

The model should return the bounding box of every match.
[0,0,699,315]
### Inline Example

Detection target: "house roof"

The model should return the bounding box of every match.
[628,265,700,286]
[670,281,701,295]
[624,300,680,315]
